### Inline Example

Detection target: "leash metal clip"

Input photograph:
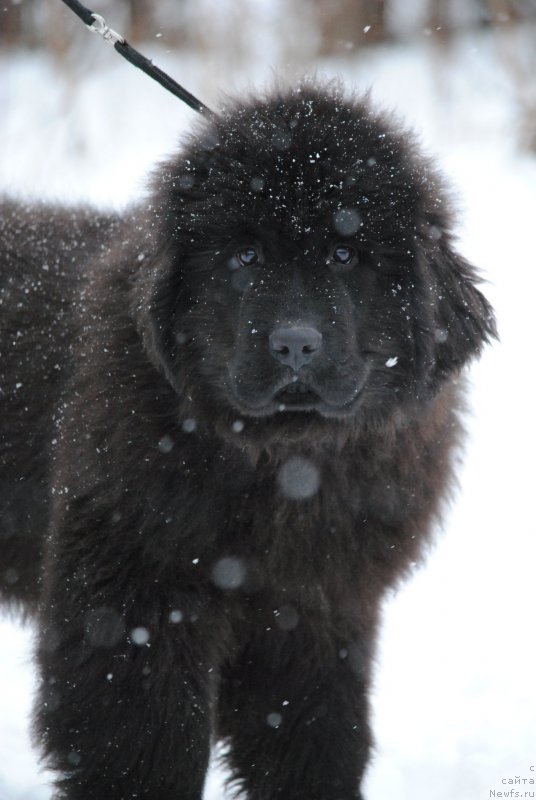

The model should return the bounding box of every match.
[88,13,125,46]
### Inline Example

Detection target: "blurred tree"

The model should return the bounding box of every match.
[487,0,536,150]
[0,2,24,45]
[313,0,389,54]
[428,0,454,43]
[128,0,155,42]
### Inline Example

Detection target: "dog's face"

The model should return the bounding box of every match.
[137,86,495,430]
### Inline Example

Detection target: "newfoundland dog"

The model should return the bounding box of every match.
[0,83,495,799]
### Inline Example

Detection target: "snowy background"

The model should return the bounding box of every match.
[1,2,536,798]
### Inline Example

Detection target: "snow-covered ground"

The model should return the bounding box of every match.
[1,20,535,800]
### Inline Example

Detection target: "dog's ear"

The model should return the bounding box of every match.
[131,152,214,391]
[132,242,183,392]
[417,229,497,384]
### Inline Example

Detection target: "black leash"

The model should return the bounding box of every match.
[60,0,211,116]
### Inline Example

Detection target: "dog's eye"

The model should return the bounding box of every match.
[331,245,357,266]
[236,247,259,267]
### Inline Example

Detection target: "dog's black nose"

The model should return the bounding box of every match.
[269,327,323,371]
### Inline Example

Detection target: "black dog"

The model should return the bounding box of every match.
[0,84,496,799]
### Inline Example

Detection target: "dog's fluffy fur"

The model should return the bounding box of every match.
[0,84,496,799]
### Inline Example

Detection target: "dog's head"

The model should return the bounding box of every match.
[134,84,496,431]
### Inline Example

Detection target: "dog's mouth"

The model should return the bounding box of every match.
[273,381,321,409]
[227,364,370,420]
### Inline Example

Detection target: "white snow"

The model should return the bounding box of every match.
[211,557,247,591]
[182,418,197,433]
[1,19,535,800]
[266,712,283,728]
[157,435,175,453]
[277,455,321,500]
[333,208,362,236]
[130,627,150,646]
